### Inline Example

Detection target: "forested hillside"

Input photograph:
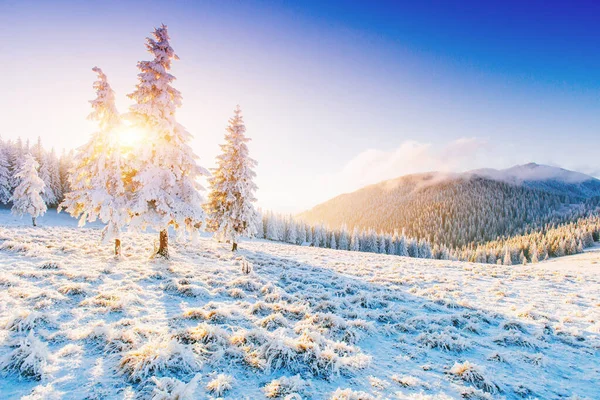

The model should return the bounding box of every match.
[299,166,600,248]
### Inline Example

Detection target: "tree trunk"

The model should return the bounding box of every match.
[232,242,238,252]
[115,239,121,256]
[32,217,36,227]
[156,229,169,259]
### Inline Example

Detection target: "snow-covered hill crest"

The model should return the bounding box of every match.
[469,163,600,199]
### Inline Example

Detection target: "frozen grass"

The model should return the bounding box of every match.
[150,374,200,400]
[206,373,233,396]
[329,388,375,400]
[4,309,52,333]
[118,338,199,382]
[0,212,599,399]
[263,375,307,398]
[0,331,49,380]
[449,361,500,394]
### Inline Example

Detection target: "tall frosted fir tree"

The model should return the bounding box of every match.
[11,154,47,226]
[205,106,258,251]
[60,67,128,255]
[128,25,208,259]
[0,140,11,204]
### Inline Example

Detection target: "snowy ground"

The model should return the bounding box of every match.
[0,210,598,399]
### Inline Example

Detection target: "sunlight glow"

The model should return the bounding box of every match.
[117,125,147,148]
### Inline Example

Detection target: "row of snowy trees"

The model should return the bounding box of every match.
[59,25,258,258]
[441,214,600,265]
[257,210,433,258]
[0,137,74,208]
[255,208,600,264]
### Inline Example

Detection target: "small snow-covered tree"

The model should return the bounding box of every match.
[10,154,46,226]
[254,208,265,239]
[60,67,128,255]
[503,248,512,266]
[304,224,311,245]
[407,238,419,257]
[128,25,208,259]
[312,225,321,247]
[58,150,73,197]
[0,140,11,204]
[38,152,56,206]
[296,222,307,245]
[378,232,386,254]
[419,239,432,259]
[338,224,349,251]
[397,234,408,256]
[329,231,337,249]
[266,212,281,241]
[364,229,378,253]
[47,149,63,203]
[350,227,360,251]
[205,106,258,251]
[9,138,24,191]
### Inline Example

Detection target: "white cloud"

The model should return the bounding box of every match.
[314,137,490,203]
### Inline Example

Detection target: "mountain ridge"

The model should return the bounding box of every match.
[298,163,600,247]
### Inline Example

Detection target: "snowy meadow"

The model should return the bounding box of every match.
[0,211,598,399]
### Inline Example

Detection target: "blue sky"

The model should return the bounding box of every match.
[1,0,599,211]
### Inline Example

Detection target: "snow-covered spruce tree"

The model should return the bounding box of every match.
[338,224,349,250]
[58,150,74,197]
[296,222,307,245]
[127,25,209,259]
[39,152,56,206]
[60,67,128,255]
[0,140,11,204]
[378,232,386,254]
[329,231,337,249]
[266,211,281,241]
[205,105,258,251]
[350,227,360,251]
[10,154,46,226]
[254,208,265,239]
[48,149,63,204]
[9,138,25,191]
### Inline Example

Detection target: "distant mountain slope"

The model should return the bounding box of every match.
[299,164,600,247]
[469,163,600,200]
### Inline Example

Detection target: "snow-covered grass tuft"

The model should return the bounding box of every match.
[391,374,423,388]
[259,313,290,330]
[57,282,88,296]
[0,331,49,380]
[329,388,375,400]
[252,330,371,377]
[80,291,141,313]
[206,373,233,396]
[263,375,307,398]
[493,331,539,349]
[417,330,470,352]
[118,337,199,383]
[150,374,200,400]
[39,261,61,270]
[449,361,500,394]
[4,309,51,332]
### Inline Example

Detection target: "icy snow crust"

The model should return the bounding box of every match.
[0,211,598,399]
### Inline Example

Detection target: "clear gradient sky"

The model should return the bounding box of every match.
[2,0,599,212]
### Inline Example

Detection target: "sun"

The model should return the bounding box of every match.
[117,125,147,148]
